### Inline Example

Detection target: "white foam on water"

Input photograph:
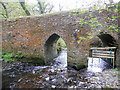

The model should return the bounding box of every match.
[53,48,67,68]
[34,66,49,70]
[87,57,109,73]
[33,48,67,71]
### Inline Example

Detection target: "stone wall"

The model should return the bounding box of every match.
[2,4,119,67]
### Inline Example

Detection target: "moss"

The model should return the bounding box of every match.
[77,63,86,68]
[46,13,54,16]
[103,86,113,90]
[67,56,73,62]
[26,16,30,19]
[46,12,61,16]
[68,62,86,70]
[67,57,87,70]
[76,56,88,67]
[19,55,45,66]
[76,63,86,70]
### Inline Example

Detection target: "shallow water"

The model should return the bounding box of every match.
[87,57,112,72]
[3,63,96,88]
[2,49,115,88]
[53,49,67,67]
[3,60,118,88]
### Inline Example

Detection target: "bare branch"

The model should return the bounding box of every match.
[48,5,54,13]
[0,2,8,18]
[19,0,31,16]
[37,0,44,14]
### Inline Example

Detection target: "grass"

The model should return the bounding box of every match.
[112,68,118,71]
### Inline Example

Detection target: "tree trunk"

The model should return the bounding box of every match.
[109,0,113,4]
[19,1,31,16]
[0,2,8,18]
[36,0,44,14]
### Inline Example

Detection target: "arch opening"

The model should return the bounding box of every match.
[44,33,67,66]
[88,33,118,72]
[97,33,118,67]
[97,33,117,47]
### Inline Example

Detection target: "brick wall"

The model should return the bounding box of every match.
[2,5,119,66]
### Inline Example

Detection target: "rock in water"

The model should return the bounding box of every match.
[45,77,49,81]
[51,85,56,88]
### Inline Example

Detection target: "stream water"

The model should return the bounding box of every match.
[53,48,67,67]
[87,57,112,72]
[2,49,116,88]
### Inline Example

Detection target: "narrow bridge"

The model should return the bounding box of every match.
[2,5,120,67]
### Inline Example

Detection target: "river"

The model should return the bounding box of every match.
[2,49,119,88]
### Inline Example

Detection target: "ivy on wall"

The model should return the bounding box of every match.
[68,3,119,45]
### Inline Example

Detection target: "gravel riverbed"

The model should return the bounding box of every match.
[2,61,119,89]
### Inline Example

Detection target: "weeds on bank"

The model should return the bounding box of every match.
[0,51,24,62]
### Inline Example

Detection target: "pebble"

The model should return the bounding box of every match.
[9,75,16,78]
[34,84,39,86]
[36,81,42,84]
[52,79,56,82]
[26,80,31,83]
[8,68,12,70]
[17,78,22,82]
[86,69,119,88]
[45,77,50,81]
[78,82,85,87]
[73,81,77,85]
[69,86,74,88]
[67,78,73,83]
[32,70,35,74]
[49,69,54,72]
[51,85,56,88]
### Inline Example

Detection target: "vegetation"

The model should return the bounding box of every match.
[112,68,118,71]
[118,74,120,77]
[57,37,67,53]
[0,52,14,62]
[0,51,24,62]
[104,86,111,89]
[77,63,86,70]
[25,55,45,65]
[0,51,45,65]
[57,38,66,48]
[0,0,54,19]
[68,3,119,43]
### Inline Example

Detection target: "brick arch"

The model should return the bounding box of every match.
[44,33,68,65]
[96,32,118,67]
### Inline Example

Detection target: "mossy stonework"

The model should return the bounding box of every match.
[2,5,120,67]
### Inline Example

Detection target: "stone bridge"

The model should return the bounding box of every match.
[2,5,120,68]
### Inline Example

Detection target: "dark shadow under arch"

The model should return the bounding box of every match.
[97,32,118,67]
[44,33,60,65]
[97,33,117,47]
[89,32,118,67]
